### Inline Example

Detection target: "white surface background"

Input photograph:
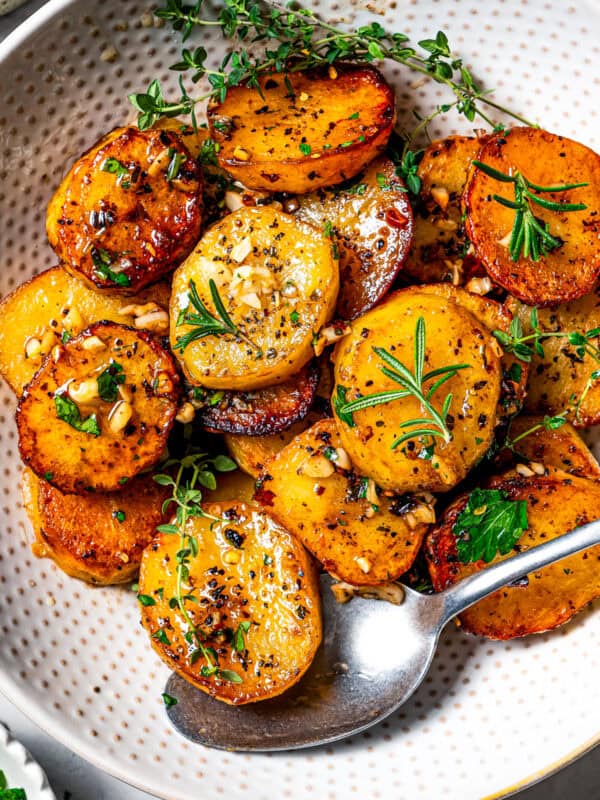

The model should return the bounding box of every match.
[0,2,598,799]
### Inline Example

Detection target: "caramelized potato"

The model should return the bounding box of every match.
[208,65,395,193]
[226,419,314,478]
[426,468,600,639]
[202,469,256,504]
[293,156,413,319]
[195,361,319,436]
[333,288,503,493]
[500,416,600,478]
[47,126,203,293]
[465,127,600,306]
[170,206,338,390]
[256,420,432,585]
[0,266,171,395]
[139,501,322,704]
[17,321,179,494]
[404,135,484,285]
[509,293,600,427]
[22,468,170,585]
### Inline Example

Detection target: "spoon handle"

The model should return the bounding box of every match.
[438,516,600,626]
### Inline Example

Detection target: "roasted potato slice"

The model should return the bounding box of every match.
[139,501,322,704]
[292,156,413,320]
[426,468,600,639]
[202,468,256,504]
[170,206,339,390]
[0,266,171,396]
[17,321,179,494]
[21,468,170,585]
[498,416,600,478]
[403,135,485,286]
[465,127,600,306]
[333,288,503,493]
[508,293,600,427]
[225,420,314,478]
[47,126,203,293]
[256,419,433,585]
[194,361,319,436]
[208,65,395,193]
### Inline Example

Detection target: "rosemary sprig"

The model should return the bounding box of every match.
[472,160,588,262]
[334,317,470,451]
[493,308,600,364]
[153,449,241,683]
[129,0,534,132]
[174,278,262,356]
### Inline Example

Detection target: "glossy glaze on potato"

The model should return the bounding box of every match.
[139,501,322,704]
[47,126,203,293]
[17,321,179,493]
[508,293,600,427]
[256,419,432,585]
[293,156,413,320]
[426,468,600,639]
[22,468,170,585]
[195,361,319,436]
[0,266,171,396]
[404,135,484,285]
[333,288,503,493]
[170,206,339,390]
[208,65,395,193]
[465,127,600,306]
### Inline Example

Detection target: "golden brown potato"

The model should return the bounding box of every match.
[497,416,600,477]
[202,468,256,504]
[426,468,600,639]
[225,420,313,478]
[333,288,503,493]
[508,293,600,427]
[194,361,319,436]
[22,468,170,585]
[403,135,485,286]
[170,206,339,390]
[256,419,433,585]
[47,126,203,293]
[292,156,413,320]
[17,321,179,494]
[208,65,395,193]
[0,266,171,396]
[465,127,600,306]
[138,501,322,704]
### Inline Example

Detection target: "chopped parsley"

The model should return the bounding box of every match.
[97,361,126,402]
[91,247,131,288]
[161,692,178,707]
[102,157,131,188]
[166,148,185,181]
[137,593,156,606]
[113,509,126,524]
[290,310,300,324]
[299,142,311,156]
[452,488,528,564]
[54,394,100,437]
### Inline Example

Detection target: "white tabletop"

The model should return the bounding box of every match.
[0,3,598,799]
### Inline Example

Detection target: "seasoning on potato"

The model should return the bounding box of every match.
[170,206,339,390]
[139,501,322,704]
[17,321,180,494]
[208,64,395,194]
[47,126,203,293]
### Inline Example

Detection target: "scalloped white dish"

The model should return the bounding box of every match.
[0,723,56,800]
[0,1,599,799]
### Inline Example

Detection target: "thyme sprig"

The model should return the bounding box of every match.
[174,278,262,356]
[472,160,588,262]
[334,317,470,451]
[130,0,534,132]
[153,450,241,683]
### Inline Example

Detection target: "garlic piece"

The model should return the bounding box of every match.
[68,378,99,405]
[431,186,449,211]
[176,402,196,424]
[81,335,106,352]
[230,237,253,264]
[355,557,372,574]
[24,337,42,359]
[108,400,133,434]
[301,455,335,479]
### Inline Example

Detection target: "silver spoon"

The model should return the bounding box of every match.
[165,517,600,751]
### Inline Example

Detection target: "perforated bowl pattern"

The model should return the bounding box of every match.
[0,1,599,799]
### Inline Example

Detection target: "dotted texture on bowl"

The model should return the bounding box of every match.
[0,1,599,800]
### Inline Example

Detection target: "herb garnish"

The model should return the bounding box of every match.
[102,157,131,188]
[166,148,185,181]
[90,247,131,288]
[97,361,126,402]
[0,769,26,800]
[472,160,588,262]
[130,1,534,133]
[162,692,178,708]
[232,620,251,652]
[153,450,242,683]
[54,394,101,437]
[334,317,470,451]
[452,487,528,564]
[174,278,262,356]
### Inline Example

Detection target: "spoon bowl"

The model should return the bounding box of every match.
[166,517,600,750]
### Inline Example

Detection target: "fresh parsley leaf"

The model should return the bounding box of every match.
[91,247,131,288]
[152,629,171,645]
[453,488,528,564]
[290,310,300,324]
[137,593,156,606]
[102,157,130,187]
[299,142,311,156]
[232,620,251,652]
[0,790,27,800]
[97,361,126,402]
[113,509,126,523]
[54,394,100,437]
[161,692,178,707]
